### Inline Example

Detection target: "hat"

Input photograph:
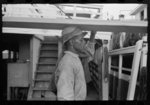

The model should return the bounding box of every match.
[62,26,87,44]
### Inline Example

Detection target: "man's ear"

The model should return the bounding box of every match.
[69,39,74,46]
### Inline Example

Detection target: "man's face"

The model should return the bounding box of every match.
[71,34,86,53]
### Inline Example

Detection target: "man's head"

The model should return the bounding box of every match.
[62,26,87,54]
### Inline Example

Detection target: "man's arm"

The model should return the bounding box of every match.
[89,30,96,43]
[56,65,75,100]
[85,30,96,57]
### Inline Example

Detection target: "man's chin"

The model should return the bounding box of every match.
[78,51,90,58]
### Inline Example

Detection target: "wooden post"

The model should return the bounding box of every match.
[117,33,124,100]
[27,37,34,100]
[116,54,122,100]
[7,78,10,100]
[140,36,147,68]
[108,55,111,100]
[127,40,143,100]
[102,45,109,100]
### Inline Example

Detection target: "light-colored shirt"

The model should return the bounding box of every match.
[55,51,87,100]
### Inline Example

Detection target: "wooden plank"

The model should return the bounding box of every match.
[3,17,147,33]
[29,97,56,101]
[127,40,143,100]
[122,67,132,72]
[102,46,109,100]
[60,4,103,9]
[111,65,119,69]
[117,55,123,100]
[109,46,135,56]
[109,70,130,81]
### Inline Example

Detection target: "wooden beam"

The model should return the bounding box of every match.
[59,4,103,9]
[109,46,135,56]
[127,40,143,100]
[3,17,147,33]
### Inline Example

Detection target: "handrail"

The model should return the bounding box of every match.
[109,46,135,56]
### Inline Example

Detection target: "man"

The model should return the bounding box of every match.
[54,26,96,100]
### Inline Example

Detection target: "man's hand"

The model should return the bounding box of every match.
[89,30,96,43]
[91,30,96,36]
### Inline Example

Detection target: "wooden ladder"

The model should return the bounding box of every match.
[27,36,59,100]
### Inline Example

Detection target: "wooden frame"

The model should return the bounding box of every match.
[108,40,143,100]
[127,40,143,100]
[3,17,147,33]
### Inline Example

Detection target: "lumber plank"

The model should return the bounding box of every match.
[127,40,143,100]
[109,46,135,55]
[3,17,147,33]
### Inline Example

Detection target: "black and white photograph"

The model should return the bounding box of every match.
[1,3,148,101]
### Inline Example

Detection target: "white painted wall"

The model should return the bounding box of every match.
[134,7,147,20]
[144,7,147,20]
[135,12,141,20]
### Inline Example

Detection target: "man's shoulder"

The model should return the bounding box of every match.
[59,54,75,65]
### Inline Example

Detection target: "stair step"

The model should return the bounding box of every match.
[36,70,54,74]
[37,69,55,73]
[40,56,58,58]
[32,90,56,99]
[33,87,49,91]
[41,48,58,51]
[29,97,56,101]
[39,57,57,64]
[30,91,56,100]
[41,44,58,51]
[42,42,58,44]
[38,65,56,71]
[44,36,58,41]
[34,79,51,81]
[38,63,56,65]
[36,73,52,80]
[40,51,58,57]
[34,81,50,89]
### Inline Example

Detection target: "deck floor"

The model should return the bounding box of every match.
[86,82,99,100]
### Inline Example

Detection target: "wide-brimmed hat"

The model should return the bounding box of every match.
[62,26,87,44]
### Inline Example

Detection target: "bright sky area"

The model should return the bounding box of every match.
[93,4,139,19]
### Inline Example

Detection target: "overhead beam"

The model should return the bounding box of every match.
[59,4,103,9]
[2,17,147,33]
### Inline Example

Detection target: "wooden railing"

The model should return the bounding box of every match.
[108,40,143,100]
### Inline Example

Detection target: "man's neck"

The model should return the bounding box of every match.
[68,47,79,56]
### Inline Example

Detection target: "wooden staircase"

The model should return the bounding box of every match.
[28,36,59,100]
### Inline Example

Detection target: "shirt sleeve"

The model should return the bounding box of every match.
[56,64,75,100]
